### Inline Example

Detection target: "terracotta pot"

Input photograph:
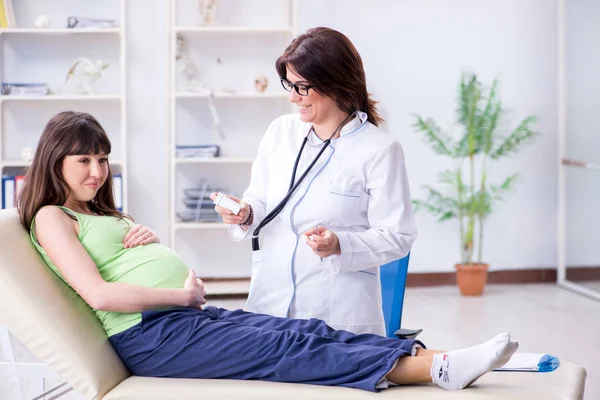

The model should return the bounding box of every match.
[455,263,489,296]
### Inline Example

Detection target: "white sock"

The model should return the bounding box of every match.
[430,333,516,391]
[448,340,519,370]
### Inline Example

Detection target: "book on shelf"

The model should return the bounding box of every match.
[0,0,16,28]
[1,174,24,209]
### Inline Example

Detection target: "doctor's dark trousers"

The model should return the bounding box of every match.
[109,306,424,392]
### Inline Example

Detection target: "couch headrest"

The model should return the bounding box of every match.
[0,208,130,399]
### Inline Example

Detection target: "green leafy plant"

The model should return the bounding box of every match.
[413,71,539,265]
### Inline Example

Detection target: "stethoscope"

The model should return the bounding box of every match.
[251,111,358,252]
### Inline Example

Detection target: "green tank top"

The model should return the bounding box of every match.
[30,206,190,337]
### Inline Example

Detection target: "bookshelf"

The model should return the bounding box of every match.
[167,0,296,284]
[0,1,127,213]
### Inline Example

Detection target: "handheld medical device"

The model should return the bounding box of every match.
[213,192,242,215]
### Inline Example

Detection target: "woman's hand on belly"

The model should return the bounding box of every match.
[124,224,160,248]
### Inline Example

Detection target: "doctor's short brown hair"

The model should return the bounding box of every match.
[276,27,383,127]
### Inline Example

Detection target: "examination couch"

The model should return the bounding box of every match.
[0,208,587,399]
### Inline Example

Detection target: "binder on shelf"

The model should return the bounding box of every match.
[113,174,123,212]
[15,175,25,201]
[2,176,15,209]
[175,145,220,158]
[2,174,123,210]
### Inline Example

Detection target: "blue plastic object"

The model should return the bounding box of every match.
[495,354,560,373]
[380,253,410,338]
[534,354,560,372]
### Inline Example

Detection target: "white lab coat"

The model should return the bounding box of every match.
[229,111,417,335]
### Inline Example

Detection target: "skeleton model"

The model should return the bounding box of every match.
[198,0,219,26]
[58,58,109,95]
[176,34,224,139]
[255,75,268,92]
[176,34,206,93]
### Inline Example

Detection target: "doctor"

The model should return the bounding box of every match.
[211,27,417,335]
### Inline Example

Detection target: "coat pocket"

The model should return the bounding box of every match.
[327,180,363,222]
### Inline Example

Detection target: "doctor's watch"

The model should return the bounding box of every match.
[239,204,254,227]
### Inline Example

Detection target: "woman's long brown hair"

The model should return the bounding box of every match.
[276,27,383,127]
[18,111,128,231]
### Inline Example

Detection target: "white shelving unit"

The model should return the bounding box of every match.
[0,1,126,399]
[167,0,296,290]
[0,1,128,213]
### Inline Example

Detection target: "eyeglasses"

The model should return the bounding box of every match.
[280,78,314,96]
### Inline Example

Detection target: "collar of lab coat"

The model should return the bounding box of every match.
[307,111,368,146]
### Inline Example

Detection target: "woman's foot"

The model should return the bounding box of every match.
[495,340,519,369]
[430,333,518,390]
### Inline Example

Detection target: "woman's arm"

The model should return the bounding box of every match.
[35,206,204,312]
[330,141,418,273]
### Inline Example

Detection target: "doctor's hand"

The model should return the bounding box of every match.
[124,224,160,248]
[183,270,207,310]
[304,226,341,258]
[209,192,250,225]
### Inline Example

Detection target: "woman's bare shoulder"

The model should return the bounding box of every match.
[35,206,73,229]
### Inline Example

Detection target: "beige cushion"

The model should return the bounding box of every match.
[104,363,587,400]
[0,207,588,399]
[0,208,129,399]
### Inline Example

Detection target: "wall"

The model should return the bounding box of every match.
[564,0,600,267]
[2,0,561,274]
[293,0,559,272]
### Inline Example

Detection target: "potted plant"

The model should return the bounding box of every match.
[412,71,539,296]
